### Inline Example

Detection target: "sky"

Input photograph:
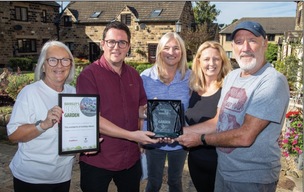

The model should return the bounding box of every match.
[58,1,297,25]
[211,1,297,25]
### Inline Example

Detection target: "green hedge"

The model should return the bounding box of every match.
[135,64,153,74]
[2,63,153,102]
[6,74,33,100]
[7,58,34,71]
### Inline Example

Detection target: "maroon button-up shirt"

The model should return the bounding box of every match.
[76,55,147,171]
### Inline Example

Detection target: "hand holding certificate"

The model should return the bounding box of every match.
[58,94,100,154]
[147,99,184,138]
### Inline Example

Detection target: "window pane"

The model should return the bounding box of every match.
[226,34,232,41]
[42,10,47,22]
[150,9,162,18]
[121,14,131,25]
[15,7,21,20]
[31,40,36,52]
[17,39,36,53]
[90,11,101,18]
[64,16,72,27]
[21,8,27,21]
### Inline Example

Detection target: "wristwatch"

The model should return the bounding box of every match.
[201,134,207,145]
[35,120,46,133]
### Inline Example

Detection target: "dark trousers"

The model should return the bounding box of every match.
[188,154,217,192]
[80,160,142,192]
[13,177,70,192]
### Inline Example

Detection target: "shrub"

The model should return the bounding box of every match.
[70,66,84,87]
[0,106,12,114]
[0,68,11,94]
[136,64,152,74]
[7,57,33,71]
[6,74,33,100]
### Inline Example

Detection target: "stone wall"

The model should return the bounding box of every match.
[59,2,194,63]
[0,2,59,66]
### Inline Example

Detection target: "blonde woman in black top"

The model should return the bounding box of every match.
[185,41,231,192]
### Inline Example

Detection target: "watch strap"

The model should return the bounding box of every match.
[35,120,46,133]
[201,134,207,145]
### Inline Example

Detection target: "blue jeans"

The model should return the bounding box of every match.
[145,148,188,192]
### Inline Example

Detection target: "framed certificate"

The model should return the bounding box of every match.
[58,94,99,154]
[147,99,184,138]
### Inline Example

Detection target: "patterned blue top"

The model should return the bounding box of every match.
[141,65,191,151]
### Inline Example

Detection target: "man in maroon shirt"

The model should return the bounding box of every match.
[76,21,159,192]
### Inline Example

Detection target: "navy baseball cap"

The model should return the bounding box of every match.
[231,21,266,39]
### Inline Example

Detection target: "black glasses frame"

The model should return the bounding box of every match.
[104,40,129,49]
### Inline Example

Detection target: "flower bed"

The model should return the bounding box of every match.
[280,109,303,171]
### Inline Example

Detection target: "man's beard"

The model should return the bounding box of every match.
[236,57,257,72]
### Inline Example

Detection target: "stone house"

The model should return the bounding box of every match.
[219,17,295,59]
[0,1,60,67]
[280,1,303,94]
[280,1,303,61]
[59,1,195,63]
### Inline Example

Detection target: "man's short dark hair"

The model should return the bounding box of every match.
[102,21,131,43]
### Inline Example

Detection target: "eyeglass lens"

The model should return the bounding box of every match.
[46,57,71,67]
[105,40,128,48]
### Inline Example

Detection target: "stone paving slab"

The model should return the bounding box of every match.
[0,142,302,192]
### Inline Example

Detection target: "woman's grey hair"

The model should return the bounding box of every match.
[34,40,75,84]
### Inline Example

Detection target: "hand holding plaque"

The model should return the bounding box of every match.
[147,100,184,138]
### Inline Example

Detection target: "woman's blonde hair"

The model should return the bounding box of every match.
[190,41,232,92]
[155,32,188,83]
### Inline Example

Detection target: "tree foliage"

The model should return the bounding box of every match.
[275,55,302,91]
[266,43,278,64]
[183,2,220,56]
[183,23,214,55]
[275,37,303,92]
[193,1,220,24]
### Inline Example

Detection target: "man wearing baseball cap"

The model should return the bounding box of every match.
[177,21,290,192]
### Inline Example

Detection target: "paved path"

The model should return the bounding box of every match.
[0,141,195,192]
[0,141,302,192]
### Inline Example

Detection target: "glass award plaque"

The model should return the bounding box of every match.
[147,99,184,138]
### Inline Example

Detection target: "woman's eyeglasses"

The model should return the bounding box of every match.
[46,57,72,67]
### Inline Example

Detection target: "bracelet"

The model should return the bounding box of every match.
[201,134,207,145]
[35,120,46,133]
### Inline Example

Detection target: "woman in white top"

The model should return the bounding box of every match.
[7,40,76,192]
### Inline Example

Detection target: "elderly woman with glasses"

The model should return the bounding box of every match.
[7,40,76,192]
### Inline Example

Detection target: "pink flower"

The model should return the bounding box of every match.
[292,139,298,145]
[282,151,289,157]
[280,110,303,157]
